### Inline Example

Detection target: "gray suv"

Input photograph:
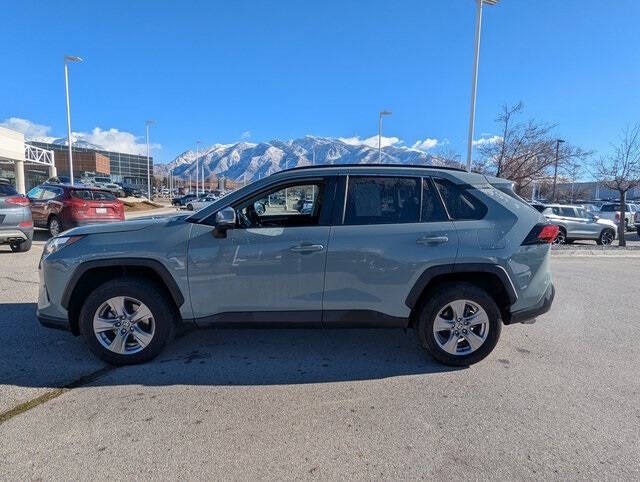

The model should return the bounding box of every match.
[37,165,556,366]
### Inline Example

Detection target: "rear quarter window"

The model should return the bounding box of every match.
[433,178,487,220]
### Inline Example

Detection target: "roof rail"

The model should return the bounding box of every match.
[280,163,468,173]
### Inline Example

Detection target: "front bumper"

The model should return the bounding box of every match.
[508,283,555,324]
[37,313,70,331]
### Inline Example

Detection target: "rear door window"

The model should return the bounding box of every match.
[344,176,421,225]
[421,179,448,222]
[433,178,487,220]
[560,207,576,217]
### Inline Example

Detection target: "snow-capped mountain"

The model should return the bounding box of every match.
[155,136,455,181]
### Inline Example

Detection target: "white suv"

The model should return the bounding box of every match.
[599,203,637,231]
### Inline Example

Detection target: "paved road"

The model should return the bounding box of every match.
[0,241,639,479]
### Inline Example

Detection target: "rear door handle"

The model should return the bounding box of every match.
[290,244,324,253]
[417,236,449,245]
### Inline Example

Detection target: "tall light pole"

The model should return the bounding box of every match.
[64,55,83,185]
[551,139,565,202]
[378,111,392,163]
[195,140,201,195]
[466,0,500,172]
[145,120,155,200]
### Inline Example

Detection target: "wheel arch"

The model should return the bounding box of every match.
[406,264,518,327]
[62,258,185,335]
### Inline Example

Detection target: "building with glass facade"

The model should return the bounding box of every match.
[28,141,153,187]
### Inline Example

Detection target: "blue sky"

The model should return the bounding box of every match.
[2,0,639,163]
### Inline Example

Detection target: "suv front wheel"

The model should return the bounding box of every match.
[79,278,176,365]
[416,283,502,366]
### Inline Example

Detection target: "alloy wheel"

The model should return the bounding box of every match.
[93,296,155,355]
[49,218,61,237]
[553,230,565,244]
[600,230,614,246]
[432,299,490,356]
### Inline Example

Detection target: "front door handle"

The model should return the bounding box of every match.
[417,235,449,245]
[290,244,324,253]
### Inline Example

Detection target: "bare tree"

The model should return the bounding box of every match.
[595,124,640,246]
[431,148,464,169]
[476,102,592,195]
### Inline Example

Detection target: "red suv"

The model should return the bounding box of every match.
[27,183,124,236]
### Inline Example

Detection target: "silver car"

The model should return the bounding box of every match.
[541,204,616,245]
[37,165,556,367]
[0,180,33,252]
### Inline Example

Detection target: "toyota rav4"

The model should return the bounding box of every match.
[37,165,556,366]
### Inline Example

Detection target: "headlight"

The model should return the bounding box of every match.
[43,236,84,257]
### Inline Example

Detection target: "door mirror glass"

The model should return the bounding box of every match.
[215,206,236,229]
[253,201,266,215]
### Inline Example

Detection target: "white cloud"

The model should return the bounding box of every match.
[339,135,401,148]
[71,127,161,155]
[0,117,55,142]
[240,130,251,140]
[472,135,503,146]
[411,138,440,151]
[0,117,161,154]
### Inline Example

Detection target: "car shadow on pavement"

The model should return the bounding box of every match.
[1,303,460,390]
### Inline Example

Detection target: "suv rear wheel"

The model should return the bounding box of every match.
[79,278,176,365]
[416,283,502,366]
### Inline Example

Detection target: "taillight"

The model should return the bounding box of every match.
[522,224,560,245]
[19,221,33,227]
[5,196,29,206]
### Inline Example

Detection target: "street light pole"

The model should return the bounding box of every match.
[145,120,155,200]
[195,141,201,195]
[466,0,499,172]
[551,139,565,203]
[378,111,392,163]
[64,55,83,185]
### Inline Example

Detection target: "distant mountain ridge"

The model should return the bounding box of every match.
[155,136,452,181]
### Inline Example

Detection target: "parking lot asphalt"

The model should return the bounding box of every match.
[1,234,639,479]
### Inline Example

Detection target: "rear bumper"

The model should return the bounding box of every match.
[508,283,555,324]
[0,227,33,244]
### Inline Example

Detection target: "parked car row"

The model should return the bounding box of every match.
[0,179,125,252]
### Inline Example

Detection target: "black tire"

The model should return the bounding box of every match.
[48,215,63,237]
[565,239,574,244]
[187,203,194,211]
[79,278,177,365]
[416,283,502,366]
[596,228,615,246]
[552,227,566,245]
[10,237,32,252]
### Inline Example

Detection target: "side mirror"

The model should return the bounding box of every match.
[253,201,266,215]
[213,207,236,238]
[591,214,599,221]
